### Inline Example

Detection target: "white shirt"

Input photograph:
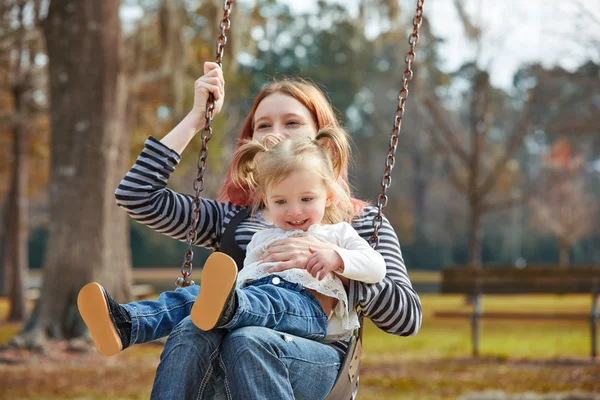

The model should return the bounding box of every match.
[237,221,386,341]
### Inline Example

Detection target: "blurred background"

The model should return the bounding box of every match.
[0,0,599,399]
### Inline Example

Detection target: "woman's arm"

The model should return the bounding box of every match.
[161,62,225,154]
[115,137,240,250]
[349,207,422,337]
[115,62,234,250]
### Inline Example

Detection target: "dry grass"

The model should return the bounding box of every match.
[0,287,598,399]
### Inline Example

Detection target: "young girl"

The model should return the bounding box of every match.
[189,128,386,342]
[78,128,385,351]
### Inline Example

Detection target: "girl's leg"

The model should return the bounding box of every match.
[190,251,328,340]
[78,283,199,356]
[150,316,229,400]
[220,326,342,400]
[223,277,329,340]
[124,285,199,344]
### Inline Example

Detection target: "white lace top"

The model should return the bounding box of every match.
[237,220,386,341]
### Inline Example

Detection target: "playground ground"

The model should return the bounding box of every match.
[0,270,598,399]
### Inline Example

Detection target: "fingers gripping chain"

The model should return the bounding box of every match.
[177,0,234,288]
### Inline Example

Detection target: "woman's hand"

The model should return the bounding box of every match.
[264,235,338,273]
[189,62,225,129]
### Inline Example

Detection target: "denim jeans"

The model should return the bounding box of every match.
[121,285,199,345]
[225,275,328,340]
[151,318,343,400]
[120,279,341,399]
[120,276,328,344]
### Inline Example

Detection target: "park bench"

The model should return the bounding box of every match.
[435,266,600,359]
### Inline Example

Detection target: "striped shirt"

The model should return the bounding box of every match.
[115,137,422,349]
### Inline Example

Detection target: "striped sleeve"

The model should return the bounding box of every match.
[114,136,239,251]
[349,206,422,336]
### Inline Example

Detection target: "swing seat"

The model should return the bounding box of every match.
[324,324,363,400]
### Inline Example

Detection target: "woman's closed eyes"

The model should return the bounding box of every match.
[256,120,302,131]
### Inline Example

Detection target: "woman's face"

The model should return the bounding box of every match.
[252,93,318,141]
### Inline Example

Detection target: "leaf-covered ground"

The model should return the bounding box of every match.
[1,293,598,399]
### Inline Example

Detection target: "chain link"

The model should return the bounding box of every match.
[177,0,234,288]
[371,0,424,249]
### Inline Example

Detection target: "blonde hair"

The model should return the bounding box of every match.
[231,127,355,225]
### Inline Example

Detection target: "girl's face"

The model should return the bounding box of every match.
[252,93,318,141]
[264,169,333,231]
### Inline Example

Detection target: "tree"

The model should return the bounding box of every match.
[11,0,131,348]
[418,0,537,268]
[0,0,47,319]
[529,139,597,268]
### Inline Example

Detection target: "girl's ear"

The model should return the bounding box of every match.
[262,194,269,209]
[325,193,335,207]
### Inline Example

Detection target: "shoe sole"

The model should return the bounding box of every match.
[77,282,123,357]
[191,252,238,331]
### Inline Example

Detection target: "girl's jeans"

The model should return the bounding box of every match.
[121,277,342,399]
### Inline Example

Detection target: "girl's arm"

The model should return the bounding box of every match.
[349,207,422,337]
[332,222,386,284]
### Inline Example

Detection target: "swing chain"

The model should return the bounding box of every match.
[177,0,234,288]
[371,0,424,249]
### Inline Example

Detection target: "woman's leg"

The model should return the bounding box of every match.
[150,316,228,400]
[220,326,342,400]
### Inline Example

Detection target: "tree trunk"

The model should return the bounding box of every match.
[16,0,131,346]
[7,105,28,322]
[0,192,14,298]
[412,147,427,235]
[468,199,483,269]
[558,238,570,269]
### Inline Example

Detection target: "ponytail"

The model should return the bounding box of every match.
[230,134,283,202]
[314,127,350,180]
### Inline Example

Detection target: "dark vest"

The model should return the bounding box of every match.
[217,208,251,271]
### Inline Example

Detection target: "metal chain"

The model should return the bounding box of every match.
[176,0,234,288]
[371,0,424,249]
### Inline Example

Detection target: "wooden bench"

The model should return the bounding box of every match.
[435,266,600,359]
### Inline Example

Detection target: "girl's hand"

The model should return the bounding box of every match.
[305,248,344,281]
[264,235,337,273]
[190,62,225,129]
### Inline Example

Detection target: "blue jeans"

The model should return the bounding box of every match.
[121,285,199,345]
[120,280,342,399]
[121,276,328,344]
[225,276,328,340]
[151,319,343,399]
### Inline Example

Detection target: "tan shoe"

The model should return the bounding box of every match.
[77,282,131,356]
[191,252,238,331]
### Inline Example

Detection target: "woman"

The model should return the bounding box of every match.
[112,62,421,399]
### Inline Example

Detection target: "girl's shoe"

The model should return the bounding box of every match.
[191,252,238,331]
[77,282,132,356]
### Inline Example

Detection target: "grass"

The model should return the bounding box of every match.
[0,282,598,399]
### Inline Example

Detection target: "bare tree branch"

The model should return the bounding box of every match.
[445,157,468,195]
[424,96,471,167]
[477,88,538,197]
[481,192,527,214]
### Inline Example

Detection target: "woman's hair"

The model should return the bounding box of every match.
[230,127,355,224]
[217,78,366,213]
